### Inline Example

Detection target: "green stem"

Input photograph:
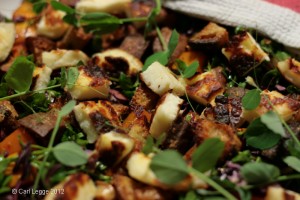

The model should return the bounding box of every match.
[0,84,61,101]
[189,168,237,200]
[156,25,168,51]
[282,120,300,147]
[31,115,62,199]
[276,174,300,182]
[120,17,148,23]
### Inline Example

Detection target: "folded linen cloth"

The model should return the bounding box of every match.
[164,0,300,50]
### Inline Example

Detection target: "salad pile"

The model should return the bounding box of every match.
[0,0,300,199]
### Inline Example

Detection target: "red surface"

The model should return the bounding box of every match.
[266,0,300,13]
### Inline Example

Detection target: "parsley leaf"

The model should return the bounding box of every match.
[274,51,290,61]
[33,1,48,14]
[5,56,35,93]
[150,150,189,185]
[240,162,280,185]
[242,89,261,110]
[119,72,139,98]
[192,138,224,172]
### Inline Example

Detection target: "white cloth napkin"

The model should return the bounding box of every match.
[164,0,300,51]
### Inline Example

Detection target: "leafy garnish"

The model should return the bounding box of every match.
[53,141,88,167]
[60,67,79,89]
[150,150,189,185]
[176,59,199,78]
[33,1,48,13]
[245,117,281,150]
[283,156,300,172]
[240,162,280,185]
[142,133,165,155]
[260,111,285,137]
[143,29,179,71]
[274,51,290,61]
[192,138,224,172]
[242,89,261,110]
[119,72,139,98]
[5,56,35,93]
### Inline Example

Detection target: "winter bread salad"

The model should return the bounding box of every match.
[1,0,300,199]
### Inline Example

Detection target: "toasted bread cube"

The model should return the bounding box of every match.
[73,101,121,143]
[242,90,300,122]
[95,130,134,165]
[93,49,143,76]
[45,173,96,200]
[66,65,111,100]
[150,93,183,139]
[37,7,69,39]
[222,32,270,76]
[76,0,131,14]
[0,23,15,62]
[189,22,229,51]
[140,62,185,96]
[186,67,226,106]
[277,58,300,88]
[12,1,36,21]
[42,49,89,70]
[188,116,242,159]
[130,83,159,111]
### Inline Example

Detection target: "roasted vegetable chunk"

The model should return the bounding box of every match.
[189,22,229,52]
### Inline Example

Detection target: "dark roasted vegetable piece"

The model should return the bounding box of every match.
[189,22,229,52]
[120,34,149,59]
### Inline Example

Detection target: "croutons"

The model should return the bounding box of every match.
[189,22,229,52]
[73,101,121,143]
[93,49,143,76]
[76,0,131,14]
[37,7,69,39]
[150,93,183,139]
[186,67,226,106]
[140,61,185,96]
[45,173,96,200]
[42,49,89,70]
[130,82,159,111]
[189,116,242,159]
[0,23,15,62]
[222,32,270,76]
[242,90,300,122]
[66,65,111,100]
[277,58,300,88]
[95,130,134,166]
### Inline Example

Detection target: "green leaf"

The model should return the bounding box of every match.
[60,67,67,88]
[261,111,285,137]
[275,51,290,61]
[150,150,189,185]
[167,30,179,57]
[231,150,254,164]
[192,138,224,172]
[176,59,187,74]
[0,83,8,97]
[285,139,300,158]
[183,61,199,78]
[245,117,281,150]
[240,162,280,185]
[63,13,78,27]
[242,89,261,110]
[143,51,169,71]
[284,156,300,172]
[52,141,88,167]
[59,100,76,117]
[80,12,122,34]
[50,0,74,14]
[142,136,155,155]
[182,190,198,200]
[5,56,35,93]
[33,1,48,14]
[66,67,79,89]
